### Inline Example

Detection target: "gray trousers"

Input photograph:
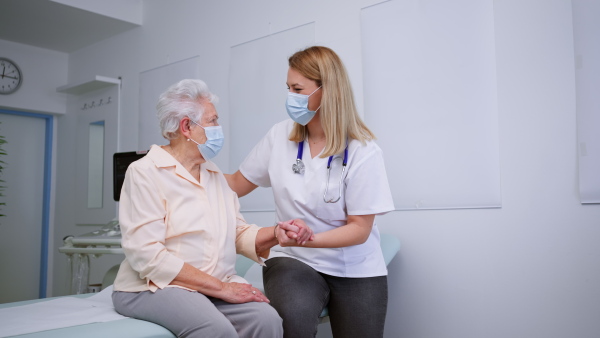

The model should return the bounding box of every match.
[263,257,388,338]
[113,288,283,338]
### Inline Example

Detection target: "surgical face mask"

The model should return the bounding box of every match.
[286,86,321,125]
[188,119,224,160]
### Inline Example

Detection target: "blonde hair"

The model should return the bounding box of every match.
[288,46,375,157]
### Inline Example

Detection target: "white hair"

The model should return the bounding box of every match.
[156,79,219,140]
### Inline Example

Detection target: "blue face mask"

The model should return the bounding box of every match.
[286,86,321,125]
[188,119,224,160]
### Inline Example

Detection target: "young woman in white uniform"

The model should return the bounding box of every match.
[226,46,394,338]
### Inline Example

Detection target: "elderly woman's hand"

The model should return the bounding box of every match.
[218,282,269,304]
[276,219,314,246]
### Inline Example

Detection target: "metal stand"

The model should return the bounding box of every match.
[59,221,123,294]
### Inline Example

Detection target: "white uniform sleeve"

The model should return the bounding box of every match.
[345,143,395,215]
[239,124,277,188]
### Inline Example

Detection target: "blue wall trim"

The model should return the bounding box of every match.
[0,109,53,298]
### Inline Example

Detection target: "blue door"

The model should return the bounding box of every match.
[0,109,53,302]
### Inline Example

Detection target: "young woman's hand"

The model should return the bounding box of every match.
[276,219,314,246]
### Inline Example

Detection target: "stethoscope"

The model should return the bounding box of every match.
[292,141,348,203]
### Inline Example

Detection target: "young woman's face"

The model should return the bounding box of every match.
[286,67,322,112]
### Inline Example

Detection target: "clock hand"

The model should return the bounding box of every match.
[1,66,5,79]
[3,75,17,80]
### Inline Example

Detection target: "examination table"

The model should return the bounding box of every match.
[0,234,400,337]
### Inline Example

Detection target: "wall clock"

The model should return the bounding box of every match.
[0,57,23,95]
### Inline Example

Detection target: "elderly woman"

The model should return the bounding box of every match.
[111,79,303,338]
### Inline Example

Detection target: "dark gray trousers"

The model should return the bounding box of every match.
[263,257,388,338]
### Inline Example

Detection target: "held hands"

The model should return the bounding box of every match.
[275,219,315,246]
[219,282,269,304]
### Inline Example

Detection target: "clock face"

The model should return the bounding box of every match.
[0,58,23,95]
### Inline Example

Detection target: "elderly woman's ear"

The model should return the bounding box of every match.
[179,117,192,139]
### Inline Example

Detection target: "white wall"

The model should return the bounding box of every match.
[48,0,600,337]
[0,39,68,114]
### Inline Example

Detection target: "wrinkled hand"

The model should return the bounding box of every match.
[276,219,314,246]
[218,282,269,304]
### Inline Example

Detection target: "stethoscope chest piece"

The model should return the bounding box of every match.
[292,159,305,174]
[292,141,306,175]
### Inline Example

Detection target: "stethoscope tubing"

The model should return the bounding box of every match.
[293,141,348,203]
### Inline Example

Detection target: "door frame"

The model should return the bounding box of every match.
[0,108,54,298]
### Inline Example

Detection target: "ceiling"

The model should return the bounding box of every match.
[0,0,139,53]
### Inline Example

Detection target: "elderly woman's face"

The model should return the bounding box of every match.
[189,101,219,144]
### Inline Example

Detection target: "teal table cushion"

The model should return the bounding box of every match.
[0,294,174,338]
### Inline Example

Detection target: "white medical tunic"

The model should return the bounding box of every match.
[240,120,394,277]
